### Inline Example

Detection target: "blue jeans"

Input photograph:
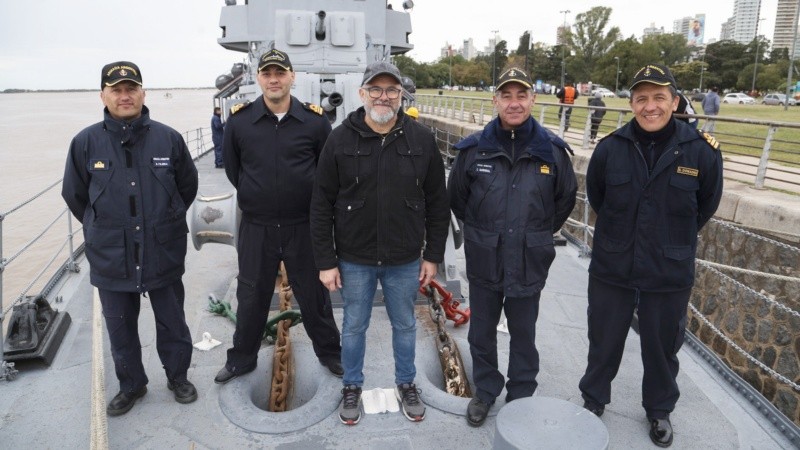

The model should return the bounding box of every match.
[339,259,420,387]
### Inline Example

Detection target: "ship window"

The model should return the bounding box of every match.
[286,13,311,46]
[330,14,355,47]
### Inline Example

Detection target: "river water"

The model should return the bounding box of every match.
[0,88,216,313]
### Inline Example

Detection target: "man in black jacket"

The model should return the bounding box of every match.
[310,61,449,426]
[448,68,577,427]
[214,49,342,384]
[579,64,723,447]
[62,61,199,415]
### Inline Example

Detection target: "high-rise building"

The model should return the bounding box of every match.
[772,0,800,58]
[721,16,736,40]
[723,0,762,44]
[461,38,477,60]
[644,23,665,38]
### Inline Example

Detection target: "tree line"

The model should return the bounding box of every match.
[395,6,797,95]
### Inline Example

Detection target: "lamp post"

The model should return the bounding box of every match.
[697,50,706,91]
[559,10,570,88]
[751,17,765,94]
[614,56,620,94]
[699,66,706,91]
[784,0,800,111]
[491,30,499,88]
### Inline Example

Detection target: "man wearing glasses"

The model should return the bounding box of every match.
[310,61,450,426]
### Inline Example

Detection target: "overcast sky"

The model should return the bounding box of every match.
[0,0,780,90]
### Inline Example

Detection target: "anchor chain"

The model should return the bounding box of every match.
[268,263,294,412]
[421,281,472,397]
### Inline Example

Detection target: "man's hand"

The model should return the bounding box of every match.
[319,268,342,292]
[418,260,438,288]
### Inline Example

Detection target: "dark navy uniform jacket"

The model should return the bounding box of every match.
[587,118,723,292]
[223,96,331,225]
[62,106,199,292]
[448,116,578,297]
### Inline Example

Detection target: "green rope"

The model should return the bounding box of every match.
[207,295,303,343]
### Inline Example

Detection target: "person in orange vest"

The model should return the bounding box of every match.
[556,81,578,132]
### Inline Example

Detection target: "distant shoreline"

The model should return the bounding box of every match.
[1,87,214,94]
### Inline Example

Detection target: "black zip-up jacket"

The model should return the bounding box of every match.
[310,108,449,269]
[62,106,198,292]
[223,96,331,225]
[448,116,577,297]
[587,118,723,292]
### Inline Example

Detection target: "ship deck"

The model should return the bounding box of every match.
[0,154,793,449]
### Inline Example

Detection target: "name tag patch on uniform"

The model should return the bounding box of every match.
[677,166,698,177]
[152,157,172,168]
[539,163,551,175]
[90,159,109,170]
[475,163,494,174]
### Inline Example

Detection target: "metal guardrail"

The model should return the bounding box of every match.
[415,94,800,192]
[0,127,212,381]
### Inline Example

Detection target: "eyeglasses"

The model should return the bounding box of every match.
[364,86,402,99]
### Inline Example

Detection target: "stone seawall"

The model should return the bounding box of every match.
[422,114,800,425]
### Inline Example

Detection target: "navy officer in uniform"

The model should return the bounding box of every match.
[62,61,199,415]
[578,64,723,447]
[214,49,342,384]
[448,67,577,427]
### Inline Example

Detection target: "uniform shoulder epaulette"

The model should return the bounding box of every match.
[229,101,251,115]
[697,129,720,150]
[303,102,324,115]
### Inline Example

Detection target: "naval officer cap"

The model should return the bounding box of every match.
[101,61,143,88]
[258,49,293,72]
[495,67,533,91]
[629,64,677,91]
[361,61,403,86]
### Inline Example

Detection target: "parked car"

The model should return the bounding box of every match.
[615,89,630,98]
[722,93,756,104]
[594,87,616,98]
[691,92,706,102]
[761,93,796,106]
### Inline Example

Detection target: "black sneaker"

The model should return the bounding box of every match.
[395,382,425,422]
[167,379,198,404]
[339,385,362,425]
[107,386,147,416]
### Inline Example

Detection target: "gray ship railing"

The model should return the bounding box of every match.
[431,123,800,444]
[415,94,800,193]
[0,127,212,381]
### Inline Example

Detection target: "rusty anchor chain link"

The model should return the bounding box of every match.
[421,281,472,398]
[268,262,294,412]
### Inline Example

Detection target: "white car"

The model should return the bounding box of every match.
[722,93,756,104]
[594,88,616,98]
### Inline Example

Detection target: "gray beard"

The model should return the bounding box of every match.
[367,104,398,124]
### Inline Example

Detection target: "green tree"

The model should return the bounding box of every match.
[705,39,750,90]
[567,6,621,83]
[641,33,691,66]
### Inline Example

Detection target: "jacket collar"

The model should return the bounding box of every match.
[103,105,150,134]
[616,117,700,147]
[475,116,555,163]
[251,95,306,124]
